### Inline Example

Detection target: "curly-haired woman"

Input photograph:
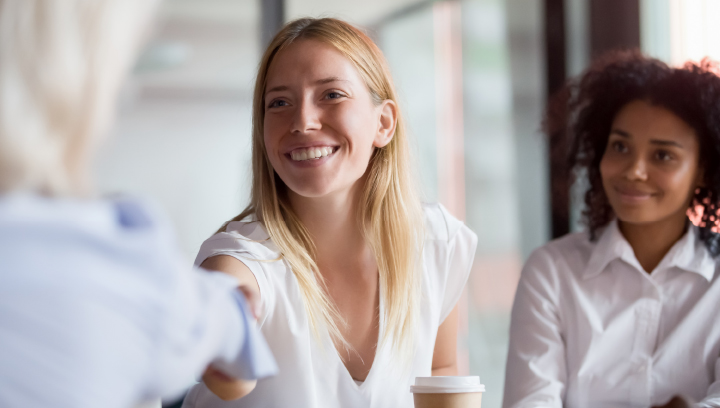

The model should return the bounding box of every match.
[503,51,720,408]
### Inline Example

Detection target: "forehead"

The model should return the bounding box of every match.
[265,39,364,89]
[612,99,698,144]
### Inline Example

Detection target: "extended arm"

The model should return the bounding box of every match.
[198,255,265,401]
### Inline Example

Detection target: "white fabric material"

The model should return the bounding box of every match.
[182,203,477,408]
[504,220,720,408]
[0,193,277,408]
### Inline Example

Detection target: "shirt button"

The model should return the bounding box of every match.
[637,364,646,373]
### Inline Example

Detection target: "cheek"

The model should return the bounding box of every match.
[262,130,282,170]
[657,164,698,199]
[329,103,377,145]
[599,154,617,183]
[263,116,286,153]
[263,117,279,143]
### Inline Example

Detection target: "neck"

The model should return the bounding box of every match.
[287,183,374,278]
[617,211,688,273]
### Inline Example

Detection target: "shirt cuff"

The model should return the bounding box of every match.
[209,290,278,380]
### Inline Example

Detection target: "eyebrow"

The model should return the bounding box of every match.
[265,85,289,95]
[264,77,350,96]
[316,76,349,85]
[610,128,684,148]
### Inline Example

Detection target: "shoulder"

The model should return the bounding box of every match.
[528,231,591,265]
[422,203,477,245]
[0,194,187,308]
[196,219,281,267]
[0,193,176,260]
[0,193,164,232]
[520,231,592,290]
[421,204,478,322]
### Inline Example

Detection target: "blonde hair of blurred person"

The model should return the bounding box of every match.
[0,2,278,407]
[0,0,157,196]
[224,18,424,356]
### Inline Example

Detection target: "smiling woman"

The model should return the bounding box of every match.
[600,100,702,271]
[503,51,720,408]
[182,18,477,408]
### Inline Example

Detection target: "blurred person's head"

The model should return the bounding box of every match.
[225,17,423,360]
[549,50,720,254]
[0,0,160,196]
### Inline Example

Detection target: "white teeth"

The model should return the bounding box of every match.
[290,146,334,161]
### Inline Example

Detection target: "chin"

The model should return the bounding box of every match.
[285,182,336,198]
[613,206,682,226]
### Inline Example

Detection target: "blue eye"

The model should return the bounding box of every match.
[268,99,288,109]
[326,92,344,99]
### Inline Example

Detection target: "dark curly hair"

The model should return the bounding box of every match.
[547,50,720,256]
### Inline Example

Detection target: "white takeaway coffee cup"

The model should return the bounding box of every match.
[410,376,485,408]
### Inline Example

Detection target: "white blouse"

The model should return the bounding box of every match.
[182,203,477,408]
[503,220,720,408]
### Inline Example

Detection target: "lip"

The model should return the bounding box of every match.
[613,185,656,204]
[283,145,339,168]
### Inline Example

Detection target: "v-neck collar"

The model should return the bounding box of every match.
[324,281,385,393]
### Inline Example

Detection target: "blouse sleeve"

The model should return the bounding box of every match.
[439,222,478,324]
[502,246,567,408]
[428,204,478,325]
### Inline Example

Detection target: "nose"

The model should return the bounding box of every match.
[623,154,648,181]
[291,98,321,135]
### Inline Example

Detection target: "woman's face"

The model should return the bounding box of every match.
[600,99,702,226]
[263,39,395,200]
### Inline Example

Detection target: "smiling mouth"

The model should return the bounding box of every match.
[614,186,655,201]
[288,146,338,162]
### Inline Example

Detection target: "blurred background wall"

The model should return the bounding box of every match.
[93,1,720,407]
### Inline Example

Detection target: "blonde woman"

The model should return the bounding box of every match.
[0,1,276,407]
[182,18,477,408]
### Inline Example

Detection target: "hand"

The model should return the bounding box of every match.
[652,395,695,408]
[237,283,262,320]
[202,365,258,401]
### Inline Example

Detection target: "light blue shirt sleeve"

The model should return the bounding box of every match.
[112,196,278,398]
[209,290,278,380]
[141,237,278,399]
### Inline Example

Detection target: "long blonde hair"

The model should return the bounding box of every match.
[224,18,424,356]
[0,0,159,196]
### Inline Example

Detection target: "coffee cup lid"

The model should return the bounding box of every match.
[410,376,485,394]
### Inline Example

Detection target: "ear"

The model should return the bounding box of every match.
[373,99,397,148]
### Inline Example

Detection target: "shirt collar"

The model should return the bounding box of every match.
[583,219,716,281]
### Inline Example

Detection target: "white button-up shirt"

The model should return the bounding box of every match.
[504,220,720,408]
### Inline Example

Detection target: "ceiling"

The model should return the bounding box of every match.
[156,0,424,26]
[286,0,424,26]
[132,0,426,95]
